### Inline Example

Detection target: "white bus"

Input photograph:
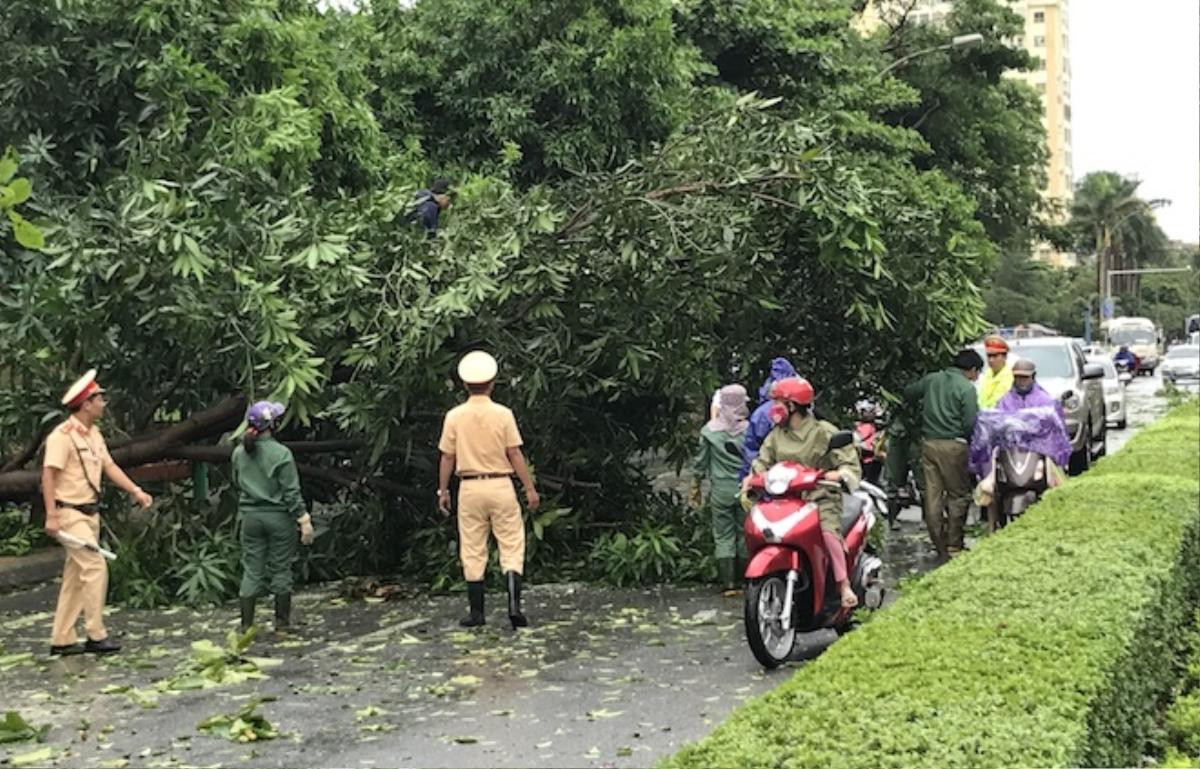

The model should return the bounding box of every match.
[1105,316,1161,375]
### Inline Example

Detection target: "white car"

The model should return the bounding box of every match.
[1088,356,1127,430]
[1162,345,1200,383]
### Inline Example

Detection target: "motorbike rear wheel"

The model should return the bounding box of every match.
[744,575,796,669]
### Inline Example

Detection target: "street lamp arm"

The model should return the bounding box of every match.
[876,43,953,79]
[874,33,984,79]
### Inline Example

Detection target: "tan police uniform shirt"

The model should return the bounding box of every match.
[43,417,112,505]
[438,395,523,475]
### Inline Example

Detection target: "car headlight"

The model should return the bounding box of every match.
[1063,394,1081,411]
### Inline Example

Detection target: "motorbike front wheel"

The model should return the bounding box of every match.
[744,575,797,669]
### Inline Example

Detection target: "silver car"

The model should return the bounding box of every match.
[1088,356,1127,430]
[1162,344,1200,383]
[1004,337,1107,475]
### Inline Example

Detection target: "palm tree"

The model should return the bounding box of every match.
[1070,171,1168,309]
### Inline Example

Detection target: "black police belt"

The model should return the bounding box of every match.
[56,500,100,515]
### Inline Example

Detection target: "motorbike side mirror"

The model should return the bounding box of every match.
[827,430,855,451]
[1082,363,1105,381]
[723,441,743,459]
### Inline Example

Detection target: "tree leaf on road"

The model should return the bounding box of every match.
[0,711,49,744]
[10,746,54,766]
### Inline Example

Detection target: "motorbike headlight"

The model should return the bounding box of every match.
[765,464,798,496]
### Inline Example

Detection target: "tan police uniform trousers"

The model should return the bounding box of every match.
[51,507,108,645]
[457,477,525,582]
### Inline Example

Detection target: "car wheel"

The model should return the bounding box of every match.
[1068,421,1092,476]
[1094,421,1107,459]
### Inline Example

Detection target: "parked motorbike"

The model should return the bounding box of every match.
[741,430,887,669]
[853,400,884,486]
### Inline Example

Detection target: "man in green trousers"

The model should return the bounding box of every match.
[904,349,983,559]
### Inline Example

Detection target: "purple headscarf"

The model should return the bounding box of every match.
[246,401,285,432]
[707,384,750,436]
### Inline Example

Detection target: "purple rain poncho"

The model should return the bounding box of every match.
[969,401,1071,476]
[739,357,798,479]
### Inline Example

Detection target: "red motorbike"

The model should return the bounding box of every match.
[742,431,886,668]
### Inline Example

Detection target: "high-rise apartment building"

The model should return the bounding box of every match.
[858,0,1075,267]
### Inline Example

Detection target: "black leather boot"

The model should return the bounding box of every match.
[240,597,256,632]
[460,581,485,627]
[506,571,528,629]
[274,593,291,633]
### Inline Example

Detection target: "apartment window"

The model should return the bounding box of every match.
[1036,83,1046,94]
[1035,58,1046,70]
[1033,35,1046,47]
[1033,11,1045,23]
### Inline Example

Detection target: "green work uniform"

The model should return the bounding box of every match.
[903,368,978,442]
[751,414,860,536]
[231,438,304,599]
[904,368,978,556]
[693,425,747,560]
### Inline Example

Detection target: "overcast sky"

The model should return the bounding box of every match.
[1070,0,1199,243]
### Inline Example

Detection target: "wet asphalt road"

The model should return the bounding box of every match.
[0,375,1171,768]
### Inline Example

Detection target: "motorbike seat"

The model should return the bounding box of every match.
[840,495,865,536]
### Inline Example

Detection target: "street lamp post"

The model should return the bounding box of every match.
[1103,266,1194,319]
[875,33,985,79]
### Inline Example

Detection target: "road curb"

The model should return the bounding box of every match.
[0,547,62,591]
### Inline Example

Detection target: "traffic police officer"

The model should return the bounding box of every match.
[437,351,540,629]
[42,369,153,655]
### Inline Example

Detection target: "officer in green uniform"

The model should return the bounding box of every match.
[744,377,861,608]
[691,384,750,595]
[231,401,313,633]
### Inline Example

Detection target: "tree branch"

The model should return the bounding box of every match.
[0,424,53,473]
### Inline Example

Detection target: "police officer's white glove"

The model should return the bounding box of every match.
[297,513,314,545]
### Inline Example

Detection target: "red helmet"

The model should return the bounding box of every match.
[770,377,814,406]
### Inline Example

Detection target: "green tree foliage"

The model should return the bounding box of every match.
[984,170,1186,337]
[0,0,1032,582]
[878,0,1047,248]
[373,0,704,183]
[1071,170,1170,297]
[0,146,44,251]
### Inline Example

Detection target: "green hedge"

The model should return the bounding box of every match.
[1162,609,1200,767]
[666,400,1200,769]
